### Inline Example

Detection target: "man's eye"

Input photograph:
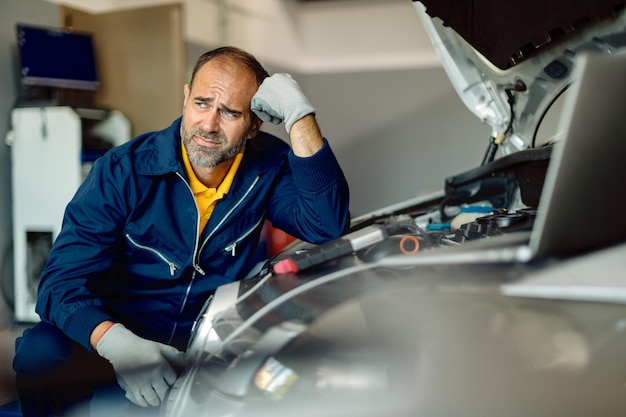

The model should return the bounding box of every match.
[195,101,208,109]
[221,109,236,119]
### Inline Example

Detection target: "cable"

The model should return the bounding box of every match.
[531,83,571,148]
[481,80,528,167]
[504,79,527,136]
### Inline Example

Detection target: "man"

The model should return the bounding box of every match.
[13,46,350,416]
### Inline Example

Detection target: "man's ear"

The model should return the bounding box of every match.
[183,84,191,110]
[246,118,263,139]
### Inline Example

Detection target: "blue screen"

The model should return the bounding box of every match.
[16,23,100,91]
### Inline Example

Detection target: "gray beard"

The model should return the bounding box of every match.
[180,124,245,168]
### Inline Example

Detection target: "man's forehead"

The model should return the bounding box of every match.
[192,60,257,102]
[197,58,256,84]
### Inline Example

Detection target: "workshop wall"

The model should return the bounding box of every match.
[302,68,490,216]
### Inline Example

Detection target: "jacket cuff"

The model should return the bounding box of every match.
[62,305,116,351]
[288,138,344,192]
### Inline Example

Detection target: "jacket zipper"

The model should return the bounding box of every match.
[198,176,260,257]
[175,172,204,275]
[224,214,265,256]
[168,268,198,345]
[168,173,259,345]
[169,171,204,345]
[125,233,178,276]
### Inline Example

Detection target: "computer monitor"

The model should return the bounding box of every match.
[16,23,100,91]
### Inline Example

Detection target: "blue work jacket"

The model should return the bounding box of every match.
[35,117,350,351]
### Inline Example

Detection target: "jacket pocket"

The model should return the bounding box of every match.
[125,233,179,277]
[224,215,266,257]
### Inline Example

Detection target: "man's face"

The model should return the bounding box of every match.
[181,58,261,168]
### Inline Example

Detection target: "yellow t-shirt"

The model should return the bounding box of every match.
[181,141,243,233]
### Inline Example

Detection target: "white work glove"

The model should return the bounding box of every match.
[96,323,186,407]
[251,73,316,134]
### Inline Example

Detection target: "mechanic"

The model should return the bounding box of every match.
[12,46,350,417]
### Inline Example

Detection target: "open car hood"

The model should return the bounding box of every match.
[413,0,626,155]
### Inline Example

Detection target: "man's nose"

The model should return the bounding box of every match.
[202,108,220,132]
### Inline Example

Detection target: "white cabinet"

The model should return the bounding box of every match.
[9,106,131,322]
